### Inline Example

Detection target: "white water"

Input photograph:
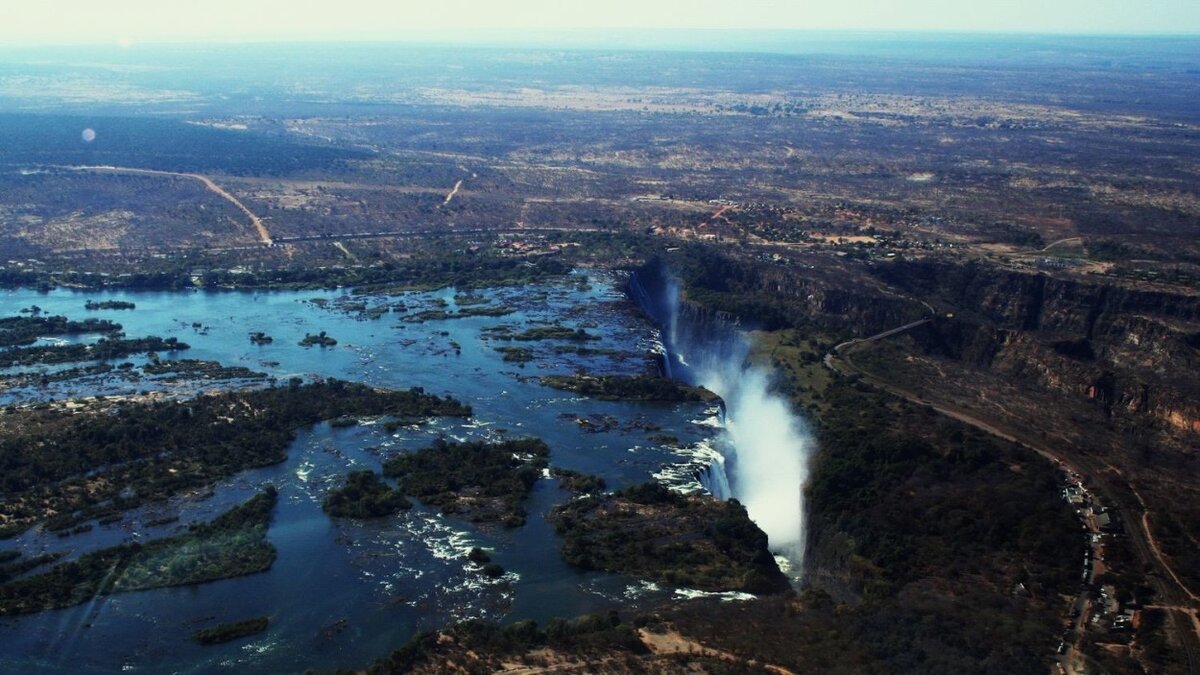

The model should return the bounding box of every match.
[700,366,809,563]
[655,278,812,568]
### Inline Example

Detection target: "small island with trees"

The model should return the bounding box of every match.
[323,470,412,518]
[0,335,187,368]
[0,314,121,347]
[485,325,598,342]
[548,482,789,594]
[383,438,549,527]
[84,300,136,311]
[299,331,338,347]
[191,616,270,646]
[539,375,718,403]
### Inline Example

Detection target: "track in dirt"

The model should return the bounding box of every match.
[60,165,274,246]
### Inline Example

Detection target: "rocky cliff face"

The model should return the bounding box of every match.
[637,253,925,337]
[874,259,1200,330]
[632,253,1200,436]
[876,259,1200,436]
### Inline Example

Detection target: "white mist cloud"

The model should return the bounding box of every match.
[719,367,808,558]
[656,275,811,567]
[696,361,809,562]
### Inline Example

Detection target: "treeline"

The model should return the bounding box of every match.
[85,300,136,311]
[142,359,267,381]
[487,326,597,342]
[0,552,65,584]
[0,380,469,535]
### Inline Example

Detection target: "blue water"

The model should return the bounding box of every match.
[0,272,724,673]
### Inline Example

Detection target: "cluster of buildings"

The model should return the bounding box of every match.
[1059,471,1141,654]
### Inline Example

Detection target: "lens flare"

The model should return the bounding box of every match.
[81,128,96,143]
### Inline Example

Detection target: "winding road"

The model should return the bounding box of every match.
[824,320,1200,675]
[59,165,274,247]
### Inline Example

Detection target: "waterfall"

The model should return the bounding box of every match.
[698,449,733,500]
[629,265,811,567]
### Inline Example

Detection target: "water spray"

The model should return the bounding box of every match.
[631,268,812,568]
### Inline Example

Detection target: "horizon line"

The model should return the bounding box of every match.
[3,27,1200,51]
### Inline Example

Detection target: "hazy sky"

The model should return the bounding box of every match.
[3,0,1198,45]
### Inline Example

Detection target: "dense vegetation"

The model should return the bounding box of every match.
[0,363,115,389]
[807,381,1082,598]
[84,300,136,311]
[403,306,514,322]
[0,253,572,293]
[0,335,187,368]
[0,380,469,536]
[551,469,607,495]
[667,379,1084,674]
[0,488,277,616]
[539,375,717,402]
[383,438,549,527]
[0,315,121,347]
[192,616,270,646]
[0,552,65,584]
[494,346,535,363]
[142,359,267,381]
[323,471,412,518]
[549,482,789,594]
[488,325,598,342]
[299,331,338,347]
[364,613,649,675]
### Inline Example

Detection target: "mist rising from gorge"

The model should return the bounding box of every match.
[630,267,812,566]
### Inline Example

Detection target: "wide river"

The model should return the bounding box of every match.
[0,272,731,673]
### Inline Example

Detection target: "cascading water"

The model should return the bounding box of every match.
[629,266,812,568]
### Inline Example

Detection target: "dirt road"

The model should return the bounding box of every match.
[61,165,274,246]
[825,335,1200,674]
[442,179,463,206]
[1041,236,1083,252]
